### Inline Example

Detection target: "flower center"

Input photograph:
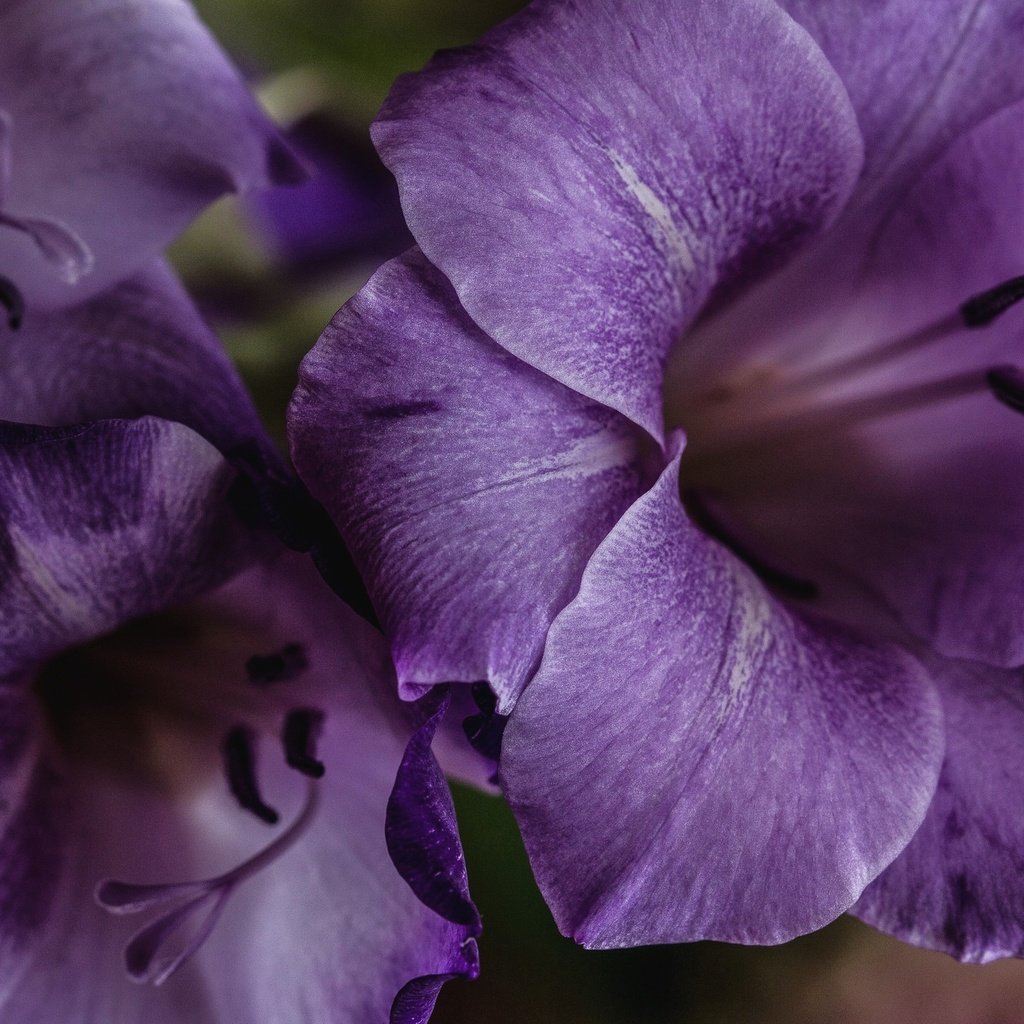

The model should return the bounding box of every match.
[666,275,1024,600]
[34,608,326,985]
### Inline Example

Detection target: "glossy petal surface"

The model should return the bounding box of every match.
[502,451,943,947]
[374,0,862,439]
[0,0,304,306]
[289,249,651,711]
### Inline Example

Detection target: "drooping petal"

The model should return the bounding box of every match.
[0,260,272,462]
[669,102,1024,668]
[289,248,652,712]
[501,448,944,947]
[0,418,256,680]
[372,0,863,440]
[0,0,305,307]
[855,657,1024,964]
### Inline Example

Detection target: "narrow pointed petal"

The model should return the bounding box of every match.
[0,418,256,680]
[855,658,1024,963]
[502,451,944,947]
[0,0,305,307]
[289,248,651,711]
[373,0,862,440]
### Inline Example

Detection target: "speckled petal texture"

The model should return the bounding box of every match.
[289,248,652,711]
[502,451,944,947]
[373,0,863,439]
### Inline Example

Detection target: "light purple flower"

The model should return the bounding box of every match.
[0,0,305,319]
[0,265,479,1022]
[289,0,1024,963]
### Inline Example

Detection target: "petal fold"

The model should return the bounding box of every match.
[502,451,944,947]
[289,248,651,711]
[373,0,863,440]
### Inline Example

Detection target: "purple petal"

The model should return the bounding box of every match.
[667,102,1024,669]
[0,0,305,307]
[855,657,1024,963]
[386,686,480,930]
[0,418,256,680]
[0,260,273,462]
[289,248,652,711]
[501,449,944,947]
[372,0,862,440]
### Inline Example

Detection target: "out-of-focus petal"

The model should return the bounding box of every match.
[0,260,271,460]
[0,418,255,680]
[373,0,862,440]
[0,0,305,307]
[855,658,1024,964]
[289,248,652,712]
[501,448,944,947]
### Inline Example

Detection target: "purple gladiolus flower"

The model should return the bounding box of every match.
[0,262,480,1022]
[289,0,1024,964]
[0,0,305,324]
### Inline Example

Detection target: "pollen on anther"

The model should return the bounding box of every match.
[223,725,280,824]
[282,707,326,779]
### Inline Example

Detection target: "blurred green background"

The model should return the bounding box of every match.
[175,2,1024,1021]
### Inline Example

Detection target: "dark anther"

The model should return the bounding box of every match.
[682,489,819,601]
[282,708,326,779]
[246,642,308,686]
[987,365,1024,414]
[223,726,280,825]
[960,275,1024,328]
[0,275,24,329]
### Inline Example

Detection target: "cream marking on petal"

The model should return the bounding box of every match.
[7,524,95,629]
[608,151,696,273]
[502,429,639,487]
[721,566,774,706]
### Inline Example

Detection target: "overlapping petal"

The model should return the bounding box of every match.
[0,260,272,461]
[0,418,255,681]
[668,101,1024,668]
[502,449,944,947]
[289,248,652,711]
[855,658,1024,964]
[0,0,305,307]
[373,0,863,440]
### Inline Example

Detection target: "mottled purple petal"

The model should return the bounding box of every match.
[0,418,255,680]
[386,686,480,929]
[289,248,652,711]
[855,658,1024,964]
[0,260,272,460]
[373,0,862,440]
[501,448,944,947]
[0,0,305,307]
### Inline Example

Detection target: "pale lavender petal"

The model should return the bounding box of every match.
[669,103,1024,668]
[0,418,255,680]
[0,0,305,307]
[373,0,862,439]
[501,449,944,947]
[289,248,652,711]
[0,260,272,461]
[855,658,1024,964]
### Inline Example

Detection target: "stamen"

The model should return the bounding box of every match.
[246,642,308,686]
[987,365,1024,414]
[282,707,326,779]
[223,726,279,825]
[961,275,1024,327]
[0,274,23,329]
[682,489,818,600]
[96,778,320,985]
